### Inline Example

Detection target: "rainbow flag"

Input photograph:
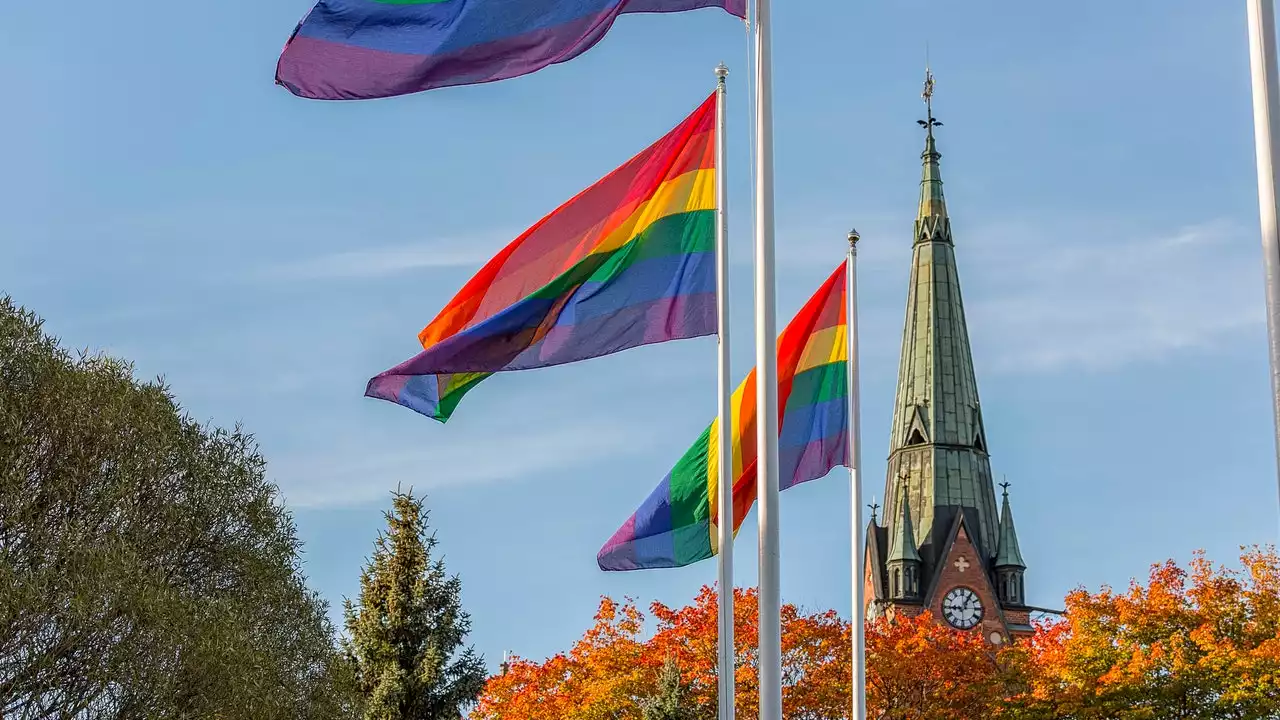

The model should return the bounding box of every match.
[276,0,746,101]
[598,263,850,571]
[366,93,719,422]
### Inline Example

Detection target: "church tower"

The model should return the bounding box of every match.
[864,71,1033,644]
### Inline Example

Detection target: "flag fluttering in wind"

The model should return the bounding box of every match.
[366,93,720,422]
[598,263,850,571]
[276,0,747,101]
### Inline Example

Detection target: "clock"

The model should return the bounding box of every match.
[942,587,983,630]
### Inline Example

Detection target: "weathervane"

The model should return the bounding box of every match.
[999,479,1012,498]
[917,68,943,134]
[868,500,881,523]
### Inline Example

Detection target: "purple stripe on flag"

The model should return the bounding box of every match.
[781,433,850,491]
[277,0,746,100]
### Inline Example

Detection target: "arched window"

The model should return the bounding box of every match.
[892,569,901,597]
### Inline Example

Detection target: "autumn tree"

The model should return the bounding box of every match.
[866,613,1013,720]
[476,548,1280,720]
[0,297,357,719]
[1014,546,1280,720]
[475,585,1015,720]
[342,489,486,720]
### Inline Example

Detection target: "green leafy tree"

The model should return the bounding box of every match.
[0,296,358,719]
[343,490,486,720]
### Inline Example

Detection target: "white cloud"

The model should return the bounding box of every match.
[264,232,515,281]
[270,419,641,510]
[775,211,1267,374]
[959,218,1265,372]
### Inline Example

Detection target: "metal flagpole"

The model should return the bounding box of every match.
[1246,0,1280,520]
[846,230,866,720]
[713,61,736,720]
[752,0,782,718]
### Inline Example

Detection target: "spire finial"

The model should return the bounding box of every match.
[917,68,942,136]
[868,499,880,523]
[1000,477,1011,499]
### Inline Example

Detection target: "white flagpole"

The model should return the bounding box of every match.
[1246,0,1280,519]
[846,230,866,720]
[752,0,782,718]
[713,61,737,720]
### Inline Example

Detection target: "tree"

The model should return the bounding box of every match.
[472,548,1280,720]
[866,613,1011,720]
[0,296,358,719]
[342,489,486,720]
[641,659,712,720]
[474,586,857,720]
[1014,546,1280,720]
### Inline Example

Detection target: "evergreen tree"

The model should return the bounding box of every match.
[641,658,712,720]
[343,490,486,720]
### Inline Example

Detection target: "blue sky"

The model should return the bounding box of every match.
[3,0,1277,669]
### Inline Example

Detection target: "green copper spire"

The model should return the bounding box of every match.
[883,70,1002,575]
[916,69,948,231]
[886,480,922,564]
[995,483,1026,569]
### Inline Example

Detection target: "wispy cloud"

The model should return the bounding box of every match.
[959,218,1264,372]
[270,419,642,510]
[263,232,515,281]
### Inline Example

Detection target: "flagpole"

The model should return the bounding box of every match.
[1246,0,1280,520]
[846,230,866,720]
[752,0,782,718]
[713,61,737,720]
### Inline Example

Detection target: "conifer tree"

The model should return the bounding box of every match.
[343,489,486,720]
[641,658,712,720]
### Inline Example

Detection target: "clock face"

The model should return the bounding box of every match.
[942,587,983,630]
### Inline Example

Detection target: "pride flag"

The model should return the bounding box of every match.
[276,0,747,101]
[598,263,850,571]
[366,94,719,422]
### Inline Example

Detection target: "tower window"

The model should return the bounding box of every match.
[893,570,901,597]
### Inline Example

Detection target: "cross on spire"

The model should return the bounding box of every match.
[999,479,1012,498]
[868,501,880,523]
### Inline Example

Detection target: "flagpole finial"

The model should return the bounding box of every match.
[848,228,860,247]
[715,62,729,83]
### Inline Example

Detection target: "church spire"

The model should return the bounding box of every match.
[886,478,922,600]
[883,69,1001,583]
[868,70,1037,640]
[995,482,1026,569]
[994,482,1028,606]
[887,479,921,564]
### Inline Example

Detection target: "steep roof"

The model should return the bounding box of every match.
[886,486,922,564]
[882,71,1002,568]
[995,485,1027,569]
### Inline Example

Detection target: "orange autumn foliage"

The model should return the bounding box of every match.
[1012,545,1280,719]
[474,586,1010,720]
[866,613,1012,719]
[475,547,1280,720]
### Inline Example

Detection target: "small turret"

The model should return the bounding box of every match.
[994,482,1027,606]
[886,479,922,600]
